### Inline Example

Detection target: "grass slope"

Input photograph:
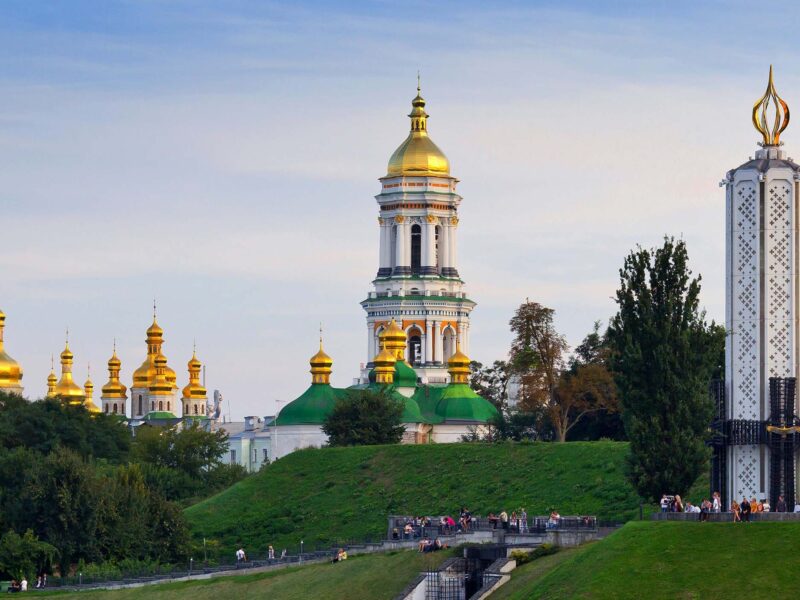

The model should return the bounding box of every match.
[187,442,658,554]
[516,521,800,599]
[41,550,454,600]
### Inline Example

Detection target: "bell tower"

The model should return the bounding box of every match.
[360,82,475,384]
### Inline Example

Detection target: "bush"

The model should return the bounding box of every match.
[509,543,559,565]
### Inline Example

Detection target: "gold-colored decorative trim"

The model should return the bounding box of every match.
[450,216,459,225]
[394,215,406,224]
[426,215,438,224]
[753,65,790,146]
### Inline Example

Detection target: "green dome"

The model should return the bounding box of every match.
[394,360,418,388]
[435,384,498,422]
[143,410,178,421]
[277,383,343,426]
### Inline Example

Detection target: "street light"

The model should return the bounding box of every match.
[300,540,304,563]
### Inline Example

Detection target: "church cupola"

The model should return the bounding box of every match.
[101,343,127,415]
[0,309,24,395]
[54,333,86,404]
[46,356,57,397]
[83,365,101,414]
[309,335,333,385]
[182,346,208,418]
[387,81,450,177]
[447,342,471,384]
[373,345,396,385]
[381,319,408,361]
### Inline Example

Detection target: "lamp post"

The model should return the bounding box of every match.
[300,540,304,563]
[189,558,193,577]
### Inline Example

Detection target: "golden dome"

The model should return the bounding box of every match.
[386,85,450,177]
[133,316,177,389]
[102,347,127,399]
[309,335,333,384]
[373,346,396,385]
[380,319,407,361]
[0,309,24,392]
[149,352,173,395]
[182,350,207,399]
[46,358,57,397]
[54,339,86,404]
[447,341,471,384]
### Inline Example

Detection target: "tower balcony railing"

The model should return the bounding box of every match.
[369,290,468,299]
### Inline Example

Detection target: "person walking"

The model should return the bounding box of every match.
[268,545,275,560]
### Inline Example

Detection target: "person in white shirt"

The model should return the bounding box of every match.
[20,578,28,591]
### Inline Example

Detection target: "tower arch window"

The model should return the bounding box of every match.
[159,400,163,411]
[407,327,423,365]
[411,224,421,274]
[442,326,456,362]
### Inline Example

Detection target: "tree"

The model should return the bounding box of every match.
[323,389,405,446]
[469,360,512,410]
[552,362,618,443]
[607,237,725,501]
[0,530,57,581]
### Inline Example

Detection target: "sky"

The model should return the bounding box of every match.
[3,0,800,419]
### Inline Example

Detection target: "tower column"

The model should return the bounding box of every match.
[434,322,443,365]
[367,323,376,365]
[440,223,452,277]
[378,219,392,277]
[449,218,459,278]
[424,319,433,364]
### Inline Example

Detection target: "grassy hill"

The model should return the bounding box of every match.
[499,521,800,599]
[185,441,686,555]
[40,549,454,600]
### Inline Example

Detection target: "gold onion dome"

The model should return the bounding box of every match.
[386,82,450,177]
[182,350,207,398]
[102,346,127,399]
[46,357,57,397]
[753,65,790,146]
[0,309,23,391]
[133,316,176,388]
[447,342,471,384]
[309,336,333,385]
[54,339,86,403]
[381,318,408,361]
[373,345,397,385]
[149,352,172,394]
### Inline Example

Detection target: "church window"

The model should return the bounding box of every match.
[138,395,143,414]
[411,224,421,274]
[113,404,117,414]
[202,405,205,415]
[263,449,269,462]
[194,405,198,415]
[167,401,170,411]
[159,401,163,411]
[230,450,237,464]
[151,401,154,411]
[104,404,109,414]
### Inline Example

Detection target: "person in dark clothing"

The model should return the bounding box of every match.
[776,495,787,513]
[741,497,751,522]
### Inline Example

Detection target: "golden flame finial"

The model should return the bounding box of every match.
[753,65,790,146]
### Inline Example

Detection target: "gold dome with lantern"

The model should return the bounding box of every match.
[386,82,450,177]
[53,337,86,404]
[0,309,24,394]
[132,316,177,390]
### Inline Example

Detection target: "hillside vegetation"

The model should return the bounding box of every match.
[504,521,800,599]
[186,441,670,554]
[40,549,453,600]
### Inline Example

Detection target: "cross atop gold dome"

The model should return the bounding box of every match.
[753,65,790,146]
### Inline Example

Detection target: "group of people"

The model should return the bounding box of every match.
[6,575,46,593]
[487,508,530,532]
[417,537,448,553]
[662,491,792,522]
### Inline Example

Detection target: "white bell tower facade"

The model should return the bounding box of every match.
[360,85,475,384]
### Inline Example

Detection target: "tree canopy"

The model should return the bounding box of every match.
[607,237,725,501]
[323,389,405,446]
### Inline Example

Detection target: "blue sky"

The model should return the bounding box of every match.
[3,1,800,417]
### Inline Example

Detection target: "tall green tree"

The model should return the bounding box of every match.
[323,389,404,446]
[607,237,725,501]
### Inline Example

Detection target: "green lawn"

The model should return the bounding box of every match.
[185,441,707,556]
[39,549,453,600]
[516,521,800,599]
